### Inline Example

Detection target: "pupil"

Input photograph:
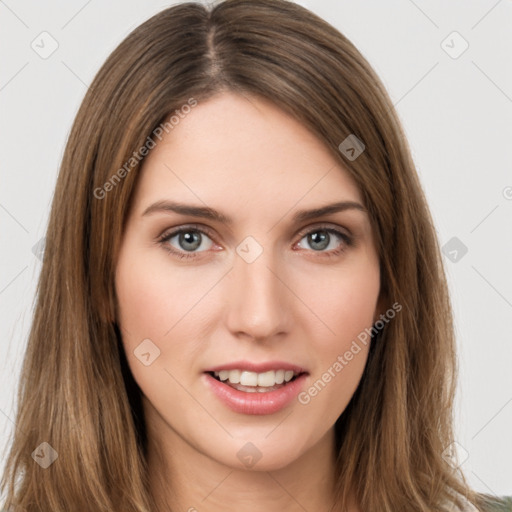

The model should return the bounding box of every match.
[309,231,329,250]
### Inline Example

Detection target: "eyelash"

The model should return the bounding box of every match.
[156,223,353,260]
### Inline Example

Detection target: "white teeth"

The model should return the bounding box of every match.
[213,369,300,387]
[218,370,229,382]
[284,370,294,382]
[257,371,275,387]
[228,369,241,384]
[240,371,258,386]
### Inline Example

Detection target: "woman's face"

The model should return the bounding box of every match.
[115,91,381,472]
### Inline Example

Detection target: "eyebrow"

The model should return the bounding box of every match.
[141,199,367,224]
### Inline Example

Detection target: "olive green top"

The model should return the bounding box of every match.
[481,496,512,511]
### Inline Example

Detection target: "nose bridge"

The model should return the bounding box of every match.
[225,240,289,339]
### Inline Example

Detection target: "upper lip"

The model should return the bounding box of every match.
[204,360,308,374]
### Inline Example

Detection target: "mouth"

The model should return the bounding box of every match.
[206,369,303,393]
[203,365,309,415]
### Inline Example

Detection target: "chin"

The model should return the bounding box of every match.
[206,431,312,472]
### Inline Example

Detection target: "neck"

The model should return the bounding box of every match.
[145,410,356,512]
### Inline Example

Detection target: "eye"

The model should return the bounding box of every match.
[295,226,353,256]
[157,225,216,259]
[157,223,353,260]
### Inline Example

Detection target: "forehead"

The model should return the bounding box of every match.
[131,92,363,219]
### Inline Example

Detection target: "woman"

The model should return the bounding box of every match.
[1,1,509,511]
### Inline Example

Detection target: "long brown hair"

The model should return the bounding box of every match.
[0,1,488,510]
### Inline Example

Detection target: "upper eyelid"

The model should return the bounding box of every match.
[296,223,351,238]
[158,223,217,242]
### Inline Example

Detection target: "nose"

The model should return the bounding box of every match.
[224,246,292,342]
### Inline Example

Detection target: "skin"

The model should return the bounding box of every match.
[115,91,382,512]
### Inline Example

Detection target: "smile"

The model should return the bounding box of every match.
[203,365,308,415]
[211,369,299,391]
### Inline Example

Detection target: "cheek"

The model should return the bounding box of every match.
[301,256,380,350]
[115,246,223,386]
[294,256,379,418]
[115,247,211,342]
[114,249,207,412]
[114,247,189,381]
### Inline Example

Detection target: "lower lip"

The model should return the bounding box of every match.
[204,372,308,415]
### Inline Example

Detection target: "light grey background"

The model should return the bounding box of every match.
[1,0,511,500]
